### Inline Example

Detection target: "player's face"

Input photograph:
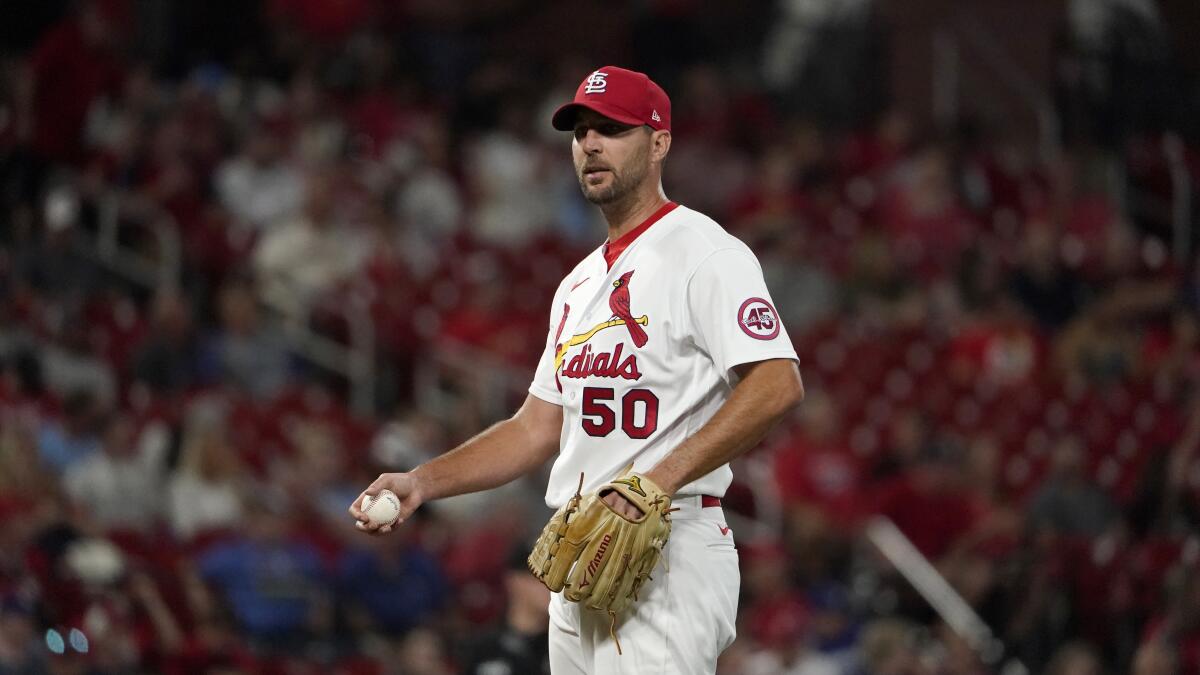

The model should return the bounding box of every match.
[571,110,652,206]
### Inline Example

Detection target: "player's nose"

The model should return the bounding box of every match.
[580,128,604,153]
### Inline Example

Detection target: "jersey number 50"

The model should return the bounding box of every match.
[581,387,659,439]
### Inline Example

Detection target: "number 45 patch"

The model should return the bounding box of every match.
[737,298,780,340]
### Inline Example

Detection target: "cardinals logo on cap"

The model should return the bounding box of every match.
[584,71,608,94]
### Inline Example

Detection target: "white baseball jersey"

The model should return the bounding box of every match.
[529,202,799,507]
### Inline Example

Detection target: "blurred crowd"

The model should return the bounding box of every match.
[1,1,1199,674]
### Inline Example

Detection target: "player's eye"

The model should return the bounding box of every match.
[575,123,631,140]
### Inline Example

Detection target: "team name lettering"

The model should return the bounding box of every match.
[561,343,642,380]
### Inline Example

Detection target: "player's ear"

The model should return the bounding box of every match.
[649,129,671,164]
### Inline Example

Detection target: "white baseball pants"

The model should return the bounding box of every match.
[547,498,740,674]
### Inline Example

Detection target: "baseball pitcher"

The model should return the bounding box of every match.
[351,65,804,675]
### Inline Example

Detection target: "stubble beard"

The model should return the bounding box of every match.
[577,149,649,206]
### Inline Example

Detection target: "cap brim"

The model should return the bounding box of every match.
[551,102,644,131]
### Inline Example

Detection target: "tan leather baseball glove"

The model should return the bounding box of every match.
[527,470,673,617]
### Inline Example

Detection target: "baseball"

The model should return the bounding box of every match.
[360,489,401,527]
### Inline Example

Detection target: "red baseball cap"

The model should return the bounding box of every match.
[551,66,671,132]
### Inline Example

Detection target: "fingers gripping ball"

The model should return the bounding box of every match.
[360,489,402,527]
[527,471,673,617]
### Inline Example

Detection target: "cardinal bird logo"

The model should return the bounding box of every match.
[551,272,650,374]
[609,271,649,347]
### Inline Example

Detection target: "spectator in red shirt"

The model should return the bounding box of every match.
[878,146,976,278]
[773,395,863,527]
[873,443,983,560]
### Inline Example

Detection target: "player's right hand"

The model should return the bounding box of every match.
[349,472,424,535]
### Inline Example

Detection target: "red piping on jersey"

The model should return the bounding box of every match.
[602,201,678,269]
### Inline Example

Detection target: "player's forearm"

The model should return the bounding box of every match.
[646,359,803,495]
[411,396,561,501]
[411,421,544,500]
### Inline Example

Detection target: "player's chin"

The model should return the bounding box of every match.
[582,184,619,205]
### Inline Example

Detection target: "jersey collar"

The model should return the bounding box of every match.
[602,201,678,269]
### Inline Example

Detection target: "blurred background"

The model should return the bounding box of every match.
[0,0,1198,673]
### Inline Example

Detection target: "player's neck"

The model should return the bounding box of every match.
[602,184,669,242]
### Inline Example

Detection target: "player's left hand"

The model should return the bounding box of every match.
[601,490,643,519]
[527,470,674,615]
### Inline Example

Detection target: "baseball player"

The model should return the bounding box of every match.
[351,65,804,674]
